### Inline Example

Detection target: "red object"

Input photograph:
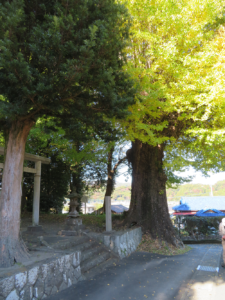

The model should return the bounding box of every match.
[222,235,225,240]
[173,212,197,216]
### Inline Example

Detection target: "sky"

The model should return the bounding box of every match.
[180,169,225,185]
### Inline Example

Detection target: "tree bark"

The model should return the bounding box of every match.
[125,140,183,247]
[105,146,115,197]
[0,119,34,267]
[103,146,127,213]
[103,146,114,213]
[21,180,26,212]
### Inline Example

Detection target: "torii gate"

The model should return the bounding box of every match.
[0,146,51,228]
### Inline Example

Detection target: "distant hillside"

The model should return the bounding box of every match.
[167,180,225,202]
[88,180,225,203]
[89,184,130,203]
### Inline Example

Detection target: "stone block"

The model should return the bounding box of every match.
[64,254,71,270]
[71,277,78,285]
[45,274,56,291]
[33,287,38,298]
[73,266,81,280]
[33,279,45,299]
[15,271,27,291]
[51,286,58,294]
[103,235,110,247]
[6,290,19,300]
[62,273,67,283]
[19,289,25,300]
[114,236,120,249]
[44,285,52,297]
[44,261,57,287]
[40,264,48,281]
[101,227,142,258]
[66,268,73,281]
[72,251,80,267]
[61,230,78,236]
[68,278,72,287]
[0,275,15,297]
[66,218,82,226]
[28,266,39,285]
[48,261,57,274]
[0,251,82,300]
[53,271,63,290]
[125,232,129,244]
[57,256,65,273]
[20,285,32,300]
[58,281,67,292]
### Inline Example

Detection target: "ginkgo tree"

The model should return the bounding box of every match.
[121,0,225,246]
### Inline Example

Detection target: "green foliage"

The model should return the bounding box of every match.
[214,180,225,196]
[0,0,134,130]
[167,183,211,201]
[183,216,221,236]
[89,184,131,202]
[120,0,225,178]
[167,180,225,201]
[93,203,103,210]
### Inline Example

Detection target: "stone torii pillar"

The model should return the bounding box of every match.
[0,147,51,233]
[105,196,112,232]
[32,161,41,226]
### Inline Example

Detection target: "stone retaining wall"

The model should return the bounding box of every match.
[0,251,81,300]
[102,227,142,258]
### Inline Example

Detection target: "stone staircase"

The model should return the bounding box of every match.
[43,234,119,280]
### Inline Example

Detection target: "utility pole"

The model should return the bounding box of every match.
[209,184,213,197]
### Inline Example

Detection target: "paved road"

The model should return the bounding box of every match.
[46,244,225,300]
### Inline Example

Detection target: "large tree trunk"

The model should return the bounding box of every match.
[105,146,114,197]
[0,119,34,267]
[21,180,26,213]
[125,140,183,247]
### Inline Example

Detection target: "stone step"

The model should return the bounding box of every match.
[71,239,98,252]
[81,244,105,263]
[81,250,111,273]
[50,235,91,250]
[83,257,119,280]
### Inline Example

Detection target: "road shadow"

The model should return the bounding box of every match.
[46,245,213,300]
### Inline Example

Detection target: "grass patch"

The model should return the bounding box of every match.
[81,213,125,228]
[21,212,123,229]
[137,233,192,256]
[39,213,68,223]
[81,214,106,227]
[21,212,68,223]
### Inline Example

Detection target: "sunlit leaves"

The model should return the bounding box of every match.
[121,0,225,148]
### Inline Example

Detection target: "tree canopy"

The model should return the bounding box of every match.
[0,0,135,268]
[0,0,134,129]
[119,0,225,245]
[122,0,225,148]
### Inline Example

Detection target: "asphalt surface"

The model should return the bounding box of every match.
[46,244,222,300]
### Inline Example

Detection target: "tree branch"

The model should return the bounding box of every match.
[112,156,127,173]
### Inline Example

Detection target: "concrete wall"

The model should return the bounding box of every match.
[102,227,142,258]
[0,252,81,300]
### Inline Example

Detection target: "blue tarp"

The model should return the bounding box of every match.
[195,209,225,217]
[111,205,128,214]
[173,203,190,211]
[172,196,225,211]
